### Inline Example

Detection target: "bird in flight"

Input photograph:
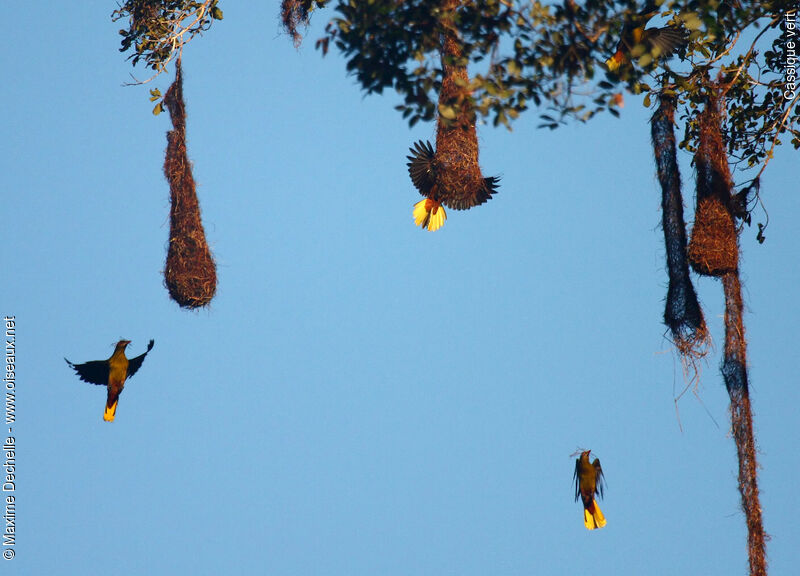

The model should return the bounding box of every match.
[574,449,607,530]
[606,3,688,72]
[65,339,154,422]
[407,140,499,231]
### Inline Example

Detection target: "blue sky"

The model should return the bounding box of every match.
[2,3,799,575]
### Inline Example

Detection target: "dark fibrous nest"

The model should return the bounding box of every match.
[688,91,739,276]
[163,61,217,309]
[651,93,708,359]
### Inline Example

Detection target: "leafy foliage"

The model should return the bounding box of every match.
[308,0,798,192]
[112,0,223,81]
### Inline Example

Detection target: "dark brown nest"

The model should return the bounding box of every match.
[688,91,739,276]
[163,61,217,309]
[651,92,708,359]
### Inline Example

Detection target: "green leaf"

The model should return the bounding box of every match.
[438,104,457,120]
[680,12,703,31]
[152,102,163,116]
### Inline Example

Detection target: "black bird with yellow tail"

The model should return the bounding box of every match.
[65,339,154,422]
[407,140,499,232]
[606,2,688,72]
[573,449,607,530]
[406,14,499,232]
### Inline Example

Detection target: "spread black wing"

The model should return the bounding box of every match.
[127,339,155,378]
[65,358,109,386]
[592,457,605,499]
[645,26,688,56]
[479,175,501,206]
[407,140,437,197]
[442,175,500,211]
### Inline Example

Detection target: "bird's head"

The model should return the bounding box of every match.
[115,340,131,351]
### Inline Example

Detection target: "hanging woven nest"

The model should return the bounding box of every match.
[688,92,738,276]
[688,196,738,276]
[651,92,708,359]
[163,60,217,309]
[406,4,499,232]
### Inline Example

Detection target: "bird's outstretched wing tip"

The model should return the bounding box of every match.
[407,141,437,195]
[485,175,501,193]
[408,140,434,157]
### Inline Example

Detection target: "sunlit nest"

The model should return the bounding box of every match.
[688,196,739,276]
[162,61,217,309]
[688,93,739,277]
[435,36,490,202]
[408,32,499,217]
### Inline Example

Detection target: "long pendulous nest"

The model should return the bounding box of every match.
[407,6,498,219]
[692,87,765,574]
[651,92,708,359]
[163,60,217,309]
[721,270,766,576]
[688,92,738,277]
[433,34,496,208]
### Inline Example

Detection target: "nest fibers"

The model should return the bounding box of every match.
[280,0,312,47]
[163,60,217,309]
[688,92,738,276]
[697,89,763,572]
[406,11,499,231]
[650,93,708,358]
[721,270,766,576]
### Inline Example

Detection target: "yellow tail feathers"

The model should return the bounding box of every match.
[583,500,607,530]
[103,400,118,422]
[413,199,446,231]
[413,199,429,227]
[606,51,625,72]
